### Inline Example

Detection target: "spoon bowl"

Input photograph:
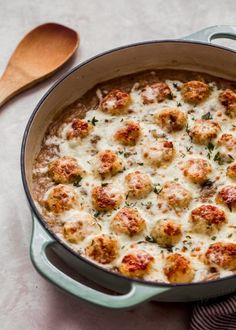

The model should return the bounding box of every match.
[0,23,79,107]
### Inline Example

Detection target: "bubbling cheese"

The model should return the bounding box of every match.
[33,71,236,283]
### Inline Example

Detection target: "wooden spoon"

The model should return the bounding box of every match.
[0,22,79,107]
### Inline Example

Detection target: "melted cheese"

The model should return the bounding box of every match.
[34,76,236,283]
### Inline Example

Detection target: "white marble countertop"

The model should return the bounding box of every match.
[1,0,236,329]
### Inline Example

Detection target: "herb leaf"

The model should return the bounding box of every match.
[154,185,163,195]
[145,235,156,243]
[73,175,82,187]
[214,152,224,165]
[201,179,214,189]
[201,112,213,120]
[91,117,99,126]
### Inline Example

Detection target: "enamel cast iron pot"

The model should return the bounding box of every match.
[21,26,236,309]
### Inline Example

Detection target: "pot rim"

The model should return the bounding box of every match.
[21,38,236,288]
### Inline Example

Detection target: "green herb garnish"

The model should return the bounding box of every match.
[154,185,163,195]
[186,146,192,152]
[167,94,173,100]
[211,236,216,241]
[201,112,213,120]
[94,211,101,218]
[186,123,190,135]
[173,83,178,89]
[73,175,82,187]
[145,235,156,243]
[201,179,214,189]
[206,142,214,159]
[124,152,132,158]
[214,152,224,165]
[91,117,99,126]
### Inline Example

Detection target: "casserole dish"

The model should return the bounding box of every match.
[21,25,236,308]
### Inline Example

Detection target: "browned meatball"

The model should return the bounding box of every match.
[217,133,236,163]
[190,120,221,145]
[190,205,227,234]
[125,171,153,199]
[85,235,119,264]
[63,212,100,243]
[91,185,123,211]
[48,156,84,184]
[114,121,141,146]
[219,89,236,117]
[205,242,236,270]
[227,162,236,179]
[111,207,146,236]
[181,81,210,103]
[141,82,172,104]
[163,253,195,283]
[100,89,131,115]
[216,186,236,209]
[161,181,192,209]
[151,219,182,247]
[154,108,187,132]
[119,250,154,278]
[45,184,78,214]
[94,150,123,178]
[182,158,212,184]
[66,118,93,140]
[143,140,175,167]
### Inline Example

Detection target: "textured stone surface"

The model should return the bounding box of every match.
[0,0,236,329]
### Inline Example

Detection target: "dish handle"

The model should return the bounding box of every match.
[182,25,236,43]
[30,215,170,309]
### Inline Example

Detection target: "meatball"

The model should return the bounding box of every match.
[143,140,175,167]
[217,133,236,163]
[219,89,236,117]
[182,158,212,184]
[48,156,84,184]
[63,212,100,243]
[190,120,221,145]
[111,207,146,236]
[216,186,236,209]
[85,234,119,264]
[227,162,236,179]
[45,184,78,214]
[163,253,195,283]
[151,219,182,248]
[181,80,210,104]
[141,82,172,104]
[66,118,93,140]
[91,185,123,211]
[154,108,187,132]
[205,242,236,270]
[94,150,123,179]
[161,181,192,209]
[114,121,141,146]
[190,205,227,234]
[119,250,154,278]
[125,171,153,199]
[100,89,131,115]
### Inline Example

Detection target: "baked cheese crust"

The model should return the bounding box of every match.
[33,70,236,283]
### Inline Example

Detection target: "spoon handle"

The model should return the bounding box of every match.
[0,68,36,108]
[0,77,16,108]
